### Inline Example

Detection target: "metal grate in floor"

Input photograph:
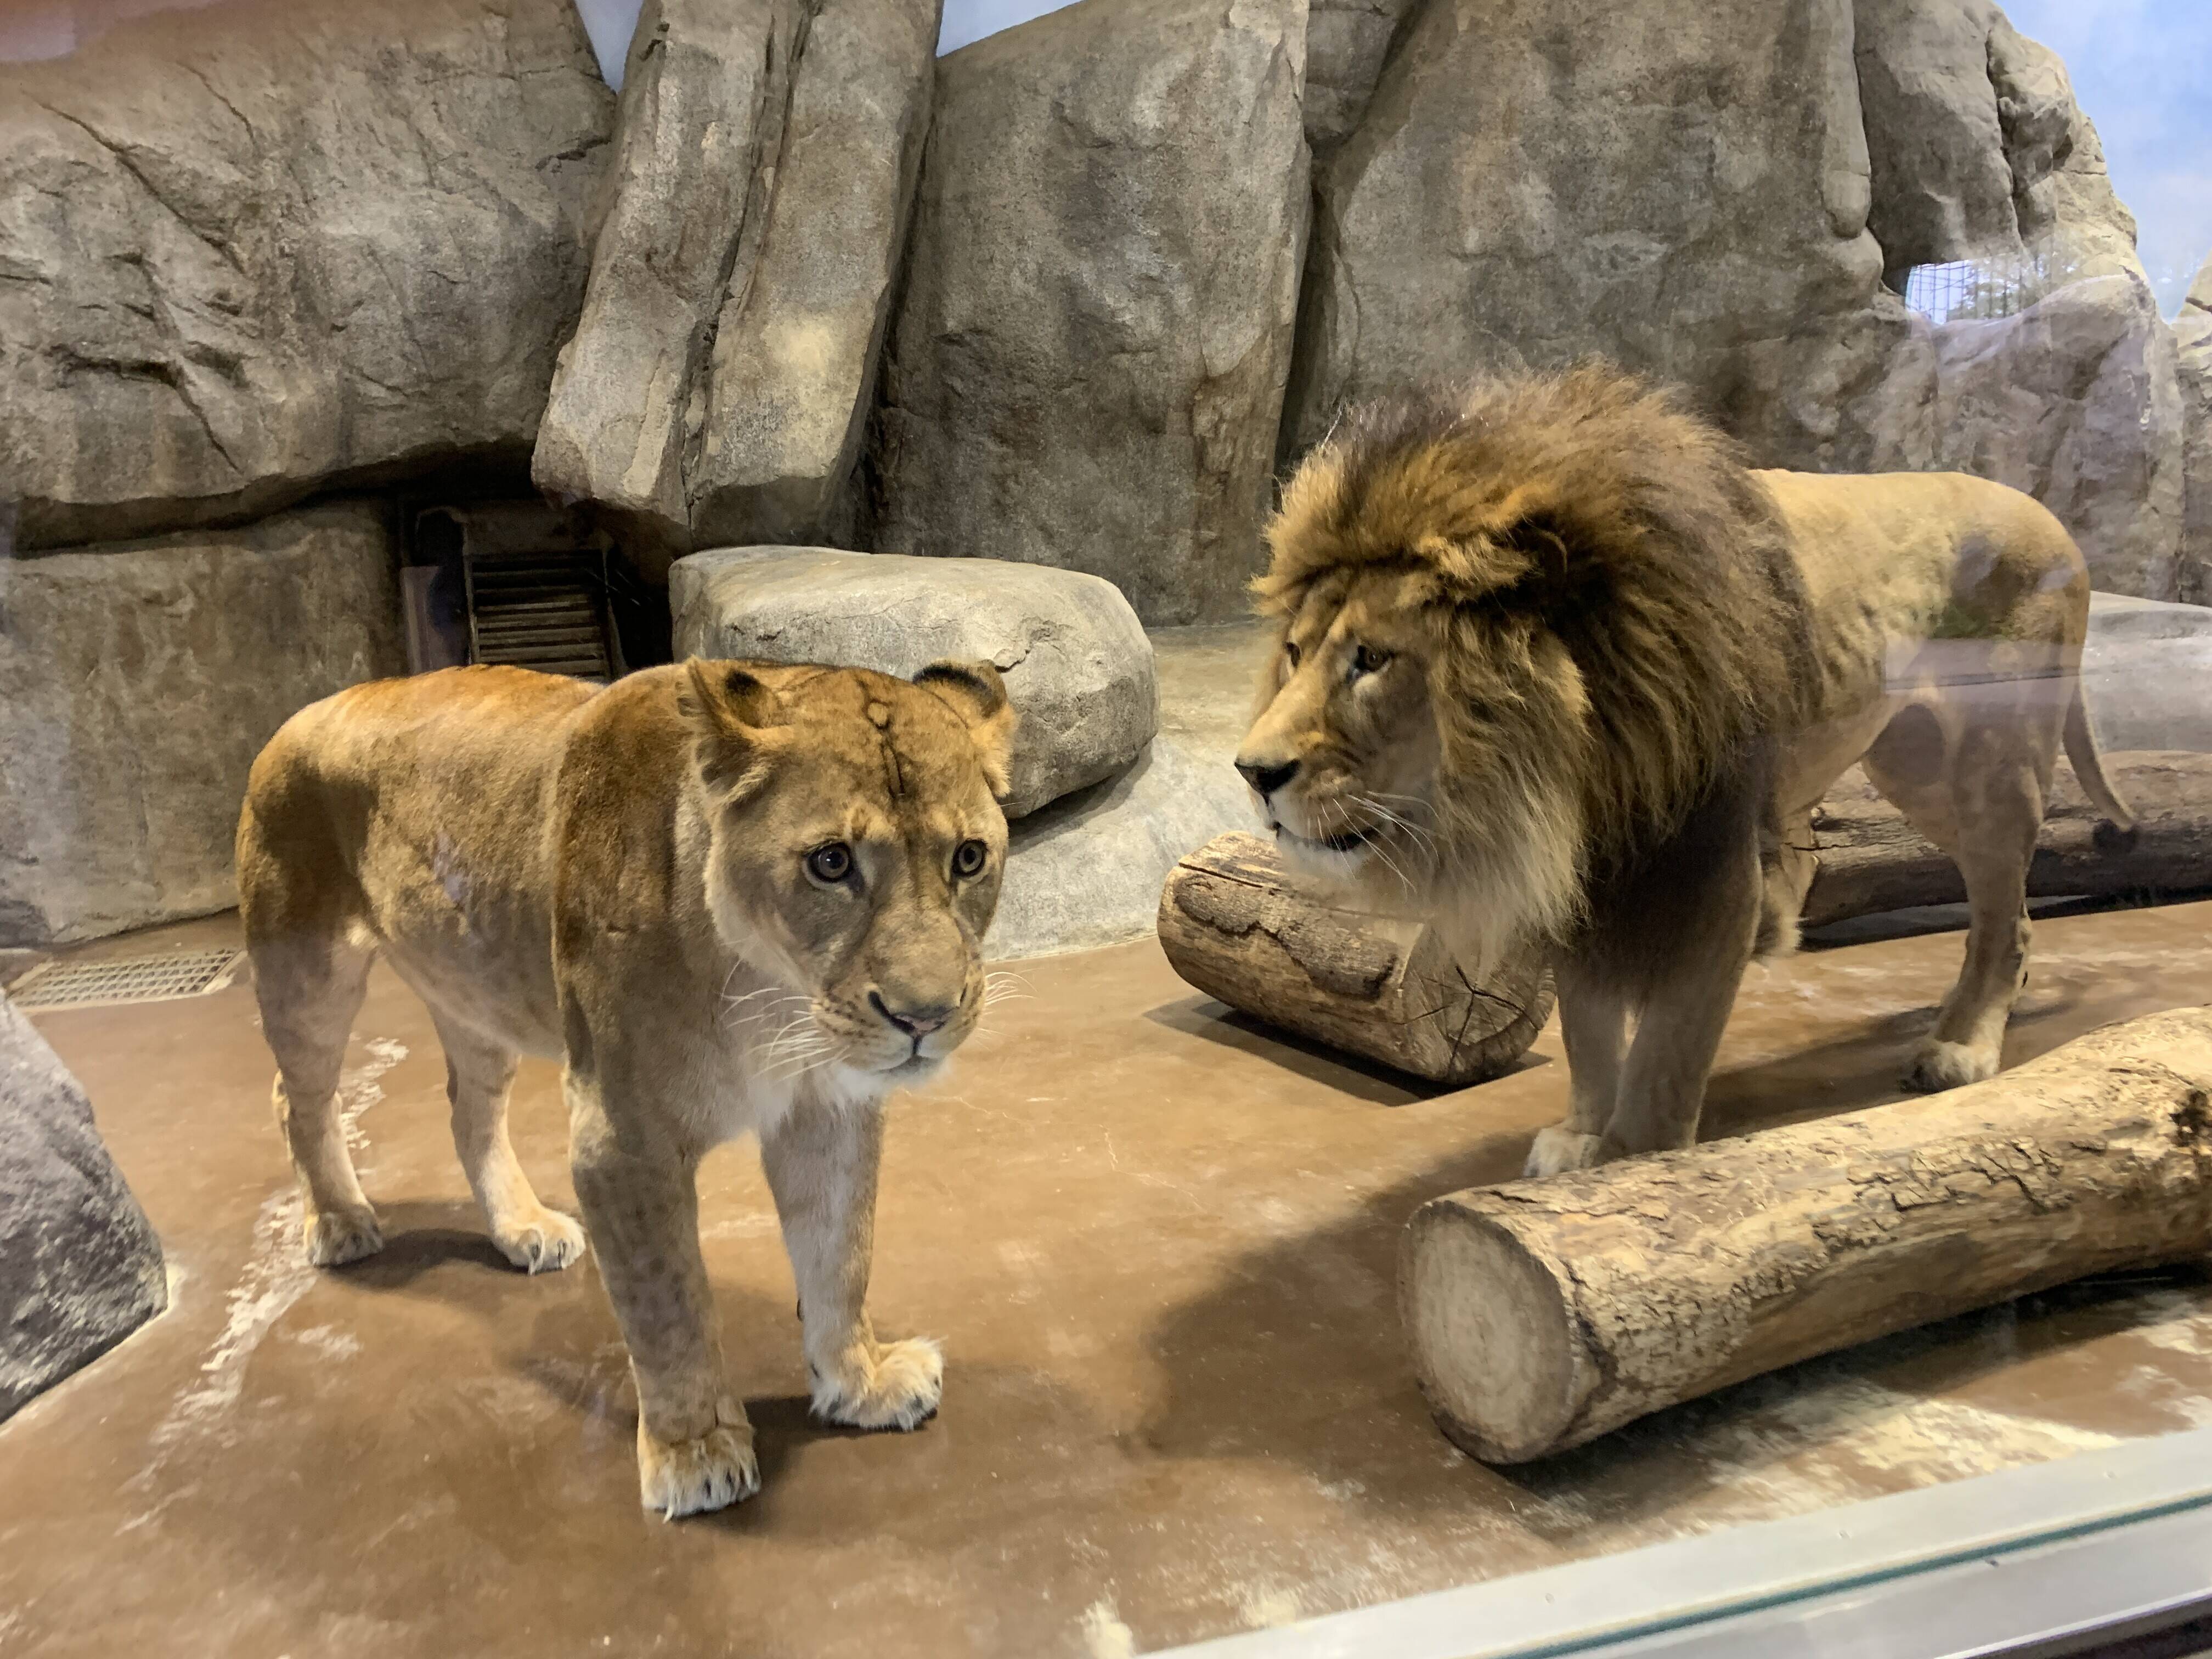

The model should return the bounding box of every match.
[9,948,244,1012]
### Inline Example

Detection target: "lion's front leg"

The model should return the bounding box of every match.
[761,1098,942,1432]
[569,1080,757,1519]
[1525,961,1627,1177]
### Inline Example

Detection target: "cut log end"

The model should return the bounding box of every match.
[1402,1205,1589,1463]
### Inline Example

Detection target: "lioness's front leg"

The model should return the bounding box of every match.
[761,1097,942,1431]
[569,1080,755,1519]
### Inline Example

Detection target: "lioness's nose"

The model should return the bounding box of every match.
[1236,757,1299,799]
[870,990,952,1037]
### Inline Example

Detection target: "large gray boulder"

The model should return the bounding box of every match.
[2,990,167,1423]
[0,503,406,946]
[1844,2,2185,599]
[1922,274,2186,600]
[0,0,612,551]
[2080,592,2212,755]
[869,0,1311,625]
[534,0,940,563]
[532,0,805,560]
[1302,0,1418,155]
[687,0,941,549]
[2176,256,2212,607]
[670,546,1158,819]
[990,740,1254,960]
[1286,0,1920,473]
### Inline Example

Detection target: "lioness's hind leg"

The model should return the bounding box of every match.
[252,933,382,1266]
[762,1100,942,1432]
[430,1012,585,1274]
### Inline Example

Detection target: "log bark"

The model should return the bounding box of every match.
[1156,832,1554,1086]
[1401,1007,2212,1464]
[1802,750,2212,927]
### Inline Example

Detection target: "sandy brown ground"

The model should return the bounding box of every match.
[3,900,2211,1658]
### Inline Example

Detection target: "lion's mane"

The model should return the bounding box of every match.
[1256,363,1812,960]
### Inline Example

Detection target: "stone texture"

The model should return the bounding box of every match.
[2080,593,2212,755]
[1285,0,1919,472]
[670,546,1158,819]
[870,0,1310,626]
[687,0,941,549]
[1844,2,2183,598]
[1302,0,1416,154]
[989,740,1254,960]
[1918,274,2185,599]
[532,0,803,562]
[1,989,167,1424]
[1854,0,2031,280]
[535,0,939,565]
[0,0,612,551]
[0,503,405,946]
[2177,256,2212,607]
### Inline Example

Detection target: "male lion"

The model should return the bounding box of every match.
[1235,364,2133,1176]
[236,656,1016,1516]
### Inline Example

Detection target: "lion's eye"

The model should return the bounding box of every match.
[806,842,853,884]
[952,839,988,878]
[1283,639,1302,669]
[1351,644,1391,678]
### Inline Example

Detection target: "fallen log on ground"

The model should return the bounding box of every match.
[1400,1006,2212,1464]
[1155,831,1553,1086]
[1802,750,2212,927]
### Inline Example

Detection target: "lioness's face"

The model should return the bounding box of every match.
[1235,572,1443,896]
[684,661,1016,1089]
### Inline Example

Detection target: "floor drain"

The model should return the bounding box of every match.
[9,948,245,1012]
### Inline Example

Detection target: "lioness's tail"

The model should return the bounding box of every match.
[2063,682,2135,833]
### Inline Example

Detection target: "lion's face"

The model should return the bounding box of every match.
[682,660,1017,1090]
[1236,570,1445,887]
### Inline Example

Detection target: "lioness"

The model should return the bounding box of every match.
[236,656,1016,1516]
[1235,364,2133,1175]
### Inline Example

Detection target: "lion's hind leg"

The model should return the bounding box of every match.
[430,1011,586,1274]
[1864,702,2045,1092]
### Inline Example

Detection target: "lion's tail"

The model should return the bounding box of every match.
[2063,680,2136,833]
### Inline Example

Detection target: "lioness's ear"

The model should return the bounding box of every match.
[914,659,1018,801]
[678,658,783,798]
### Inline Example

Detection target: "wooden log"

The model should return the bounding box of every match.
[1156,831,1554,1086]
[1401,1007,2212,1464]
[1802,750,2212,927]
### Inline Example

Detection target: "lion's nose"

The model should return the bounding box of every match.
[1236,757,1299,799]
[869,991,952,1037]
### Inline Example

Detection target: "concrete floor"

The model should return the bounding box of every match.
[4,895,2212,1657]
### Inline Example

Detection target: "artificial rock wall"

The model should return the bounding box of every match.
[1,0,2205,947]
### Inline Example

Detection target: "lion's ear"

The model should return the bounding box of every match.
[914,660,1018,802]
[678,659,784,798]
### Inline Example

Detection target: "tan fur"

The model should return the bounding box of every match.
[1238,364,2131,1173]
[237,657,1017,1517]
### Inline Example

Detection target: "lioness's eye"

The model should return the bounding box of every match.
[1283,639,1302,669]
[806,842,853,884]
[952,839,988,878]
[1351,643,1391,678]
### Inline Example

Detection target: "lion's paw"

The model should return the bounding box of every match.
[1904,1039,1997,1094]
[492,1206,588,1275]
[304,1205,384,1267]
[812,1337,944,1432]
[1523,1126,1607,1179]
[637,1413,758,1520]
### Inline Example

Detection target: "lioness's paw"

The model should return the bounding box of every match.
[637,1416,758,1520]
[304,1205,384,1267]
[1904,1039,1997,1094]
[1523,1126,1607,1179]
[492,1207,587,1275]
[812,1337,944,1432]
